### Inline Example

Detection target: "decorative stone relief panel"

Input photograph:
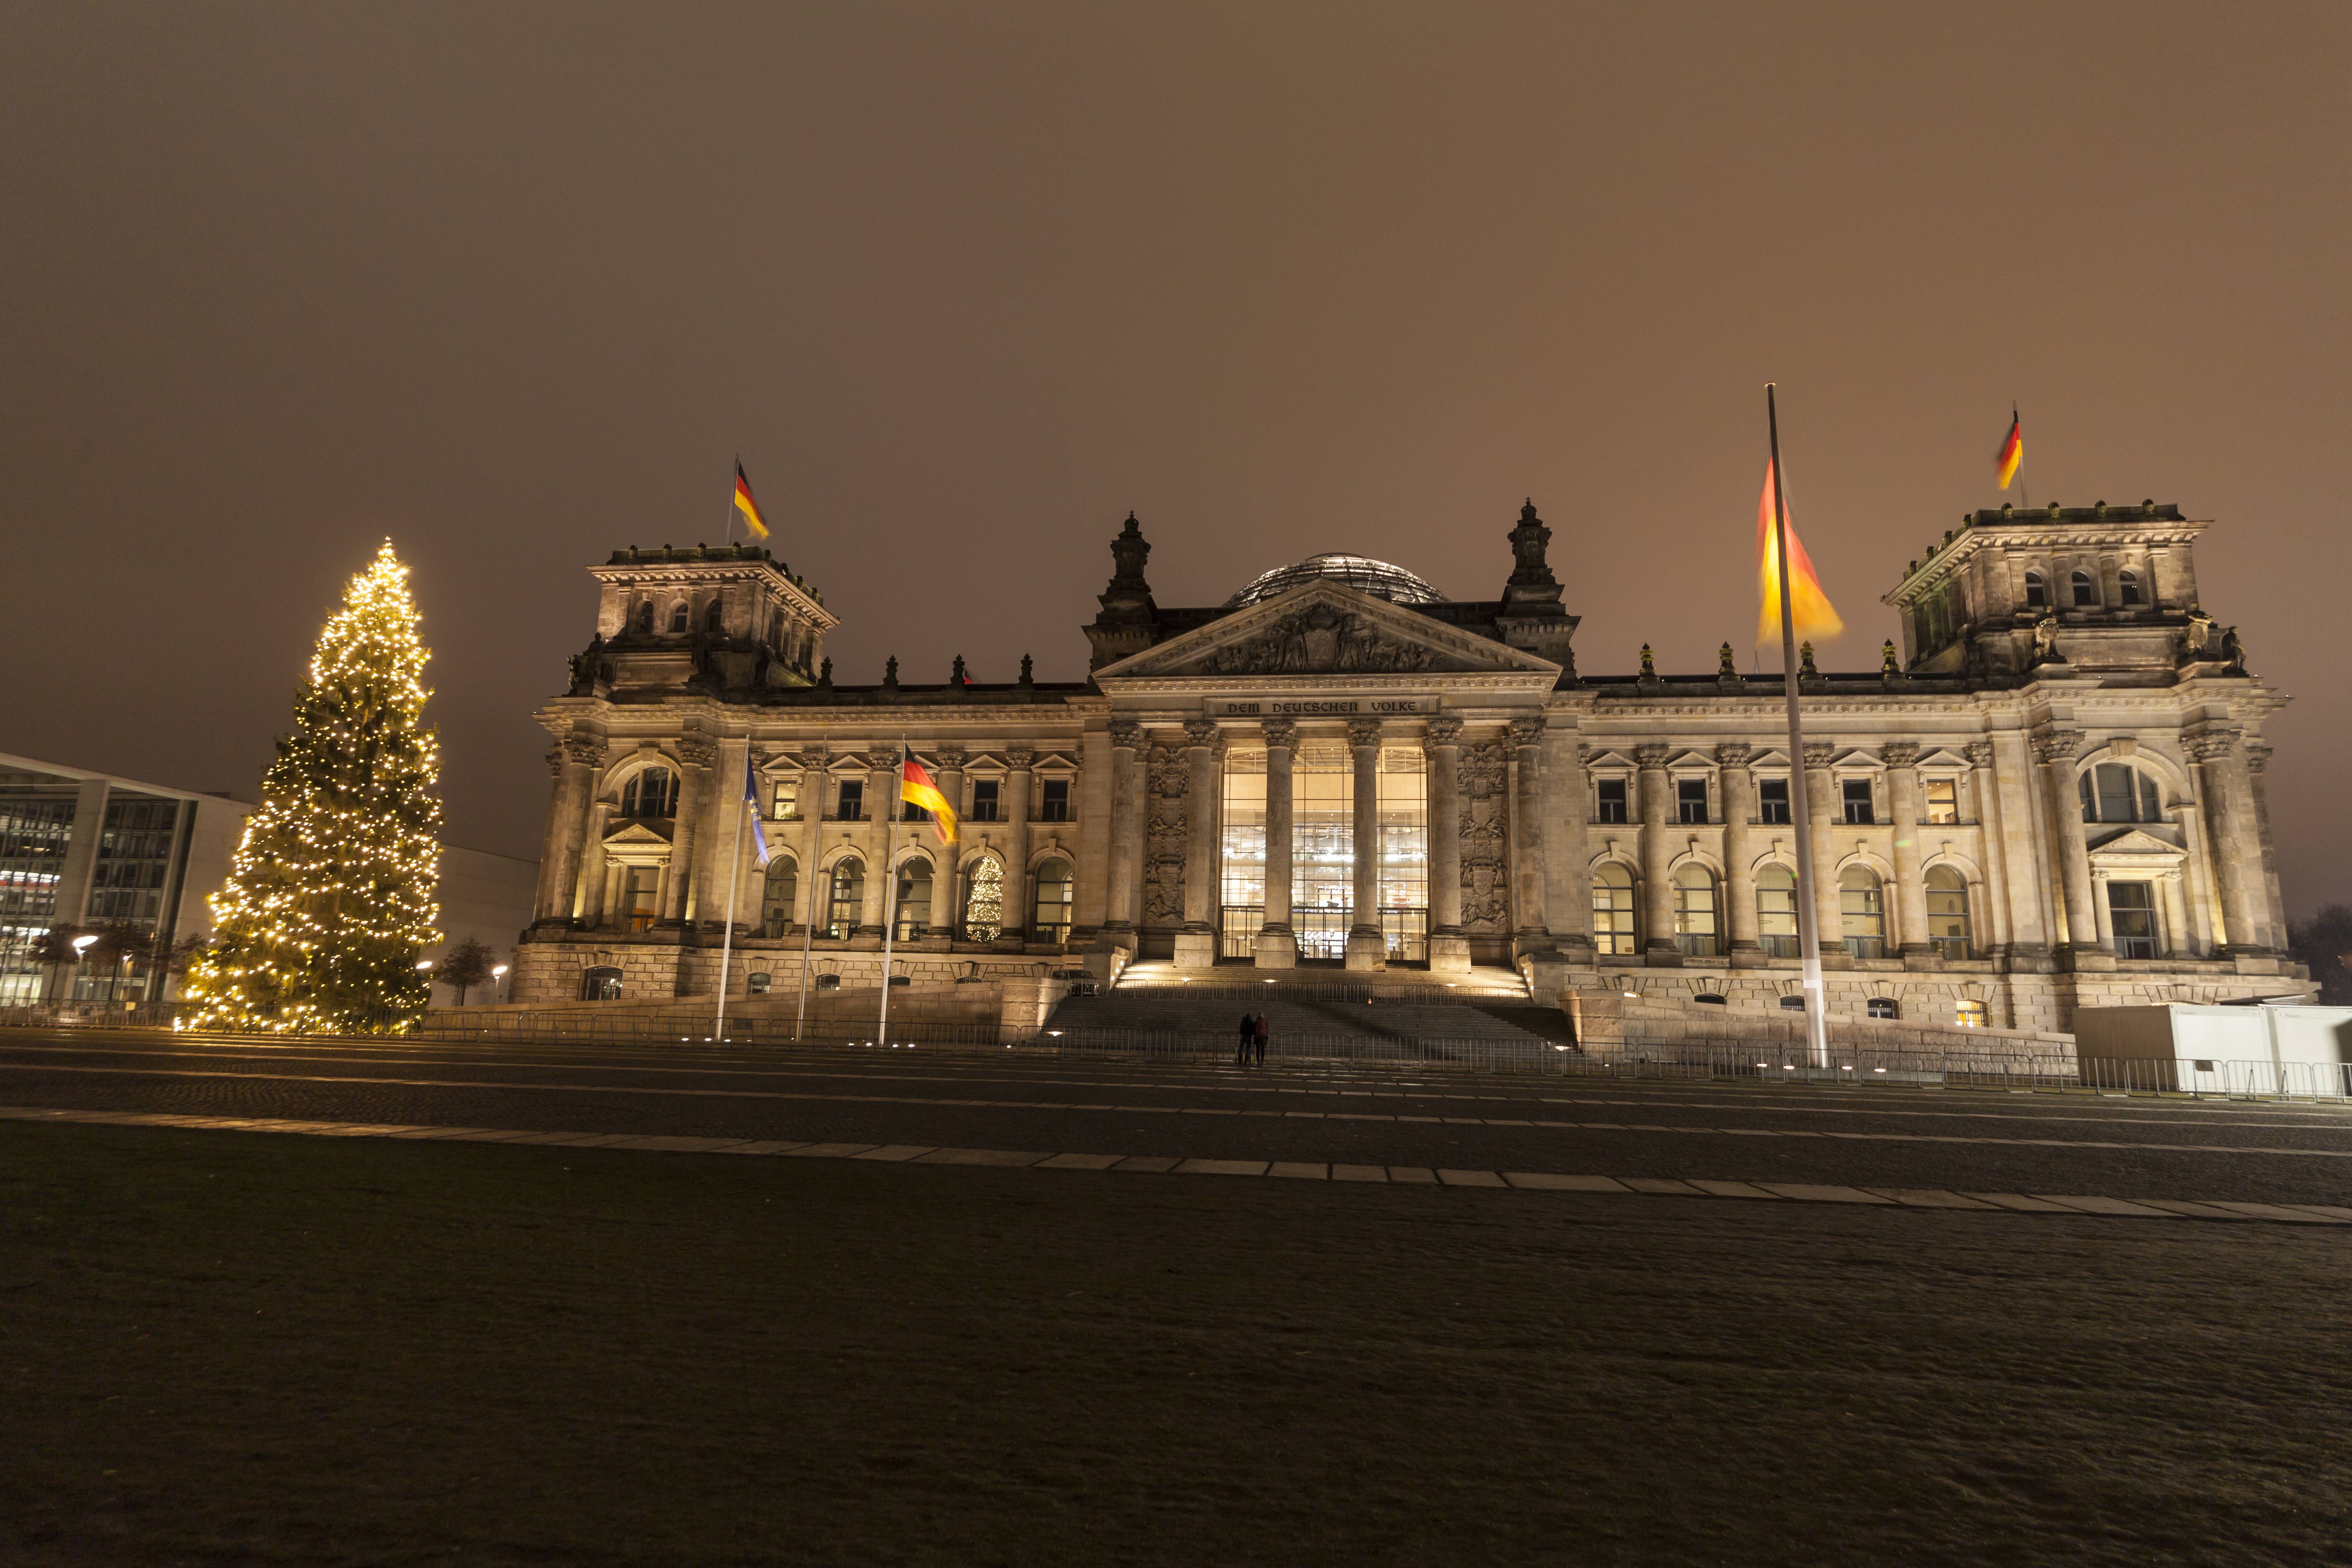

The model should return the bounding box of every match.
[1191,605,1449,676]
[1144,742,1189,925]
[1457,740,1509,933]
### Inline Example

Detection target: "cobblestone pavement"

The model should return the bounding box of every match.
[6,1026,2351,1210]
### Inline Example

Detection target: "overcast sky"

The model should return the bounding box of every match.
[2,3,2345,915]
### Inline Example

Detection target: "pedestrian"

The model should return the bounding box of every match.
[1253,1012,1269,1066]
[1237,1012,1255,1067]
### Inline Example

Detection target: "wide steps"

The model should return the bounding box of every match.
[1047,989,1555,1047]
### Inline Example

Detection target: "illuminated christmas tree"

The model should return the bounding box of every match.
[183,542,442,1032]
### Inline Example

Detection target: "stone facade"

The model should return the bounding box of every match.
[514,502,2309,1034]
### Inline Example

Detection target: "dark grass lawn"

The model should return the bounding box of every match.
[3,1123,2348,1567]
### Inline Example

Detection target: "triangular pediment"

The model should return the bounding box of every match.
[1098,580,1557,681]
[602,819,676,846]
[2085,827,2184,860]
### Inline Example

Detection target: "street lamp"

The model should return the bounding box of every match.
[491,963,509,1003]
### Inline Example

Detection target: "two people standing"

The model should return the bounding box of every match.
[1235,1012,1269,1067]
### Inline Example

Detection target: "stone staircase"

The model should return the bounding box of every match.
[1045,960,1565,1048]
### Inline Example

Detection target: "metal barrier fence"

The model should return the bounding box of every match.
[1108,979,1533,1007]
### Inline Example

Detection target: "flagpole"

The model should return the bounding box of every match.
[1767,384,1831,1070]
[714,751,748,1045]
[875,743,903,1045]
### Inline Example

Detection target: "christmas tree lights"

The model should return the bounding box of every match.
[183,541,443,1033]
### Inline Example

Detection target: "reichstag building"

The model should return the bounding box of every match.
[516,497,2295,1033]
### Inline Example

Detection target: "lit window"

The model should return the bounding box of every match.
[2071,570,2097,608]
[1758,778,1791,825]
[1842,778,1874,825]
[1672,865,1718,958]
[620,868,659,933]
[1033,858,1075,944]
[892,860,933,940]
[1755,864,1799,958]
[1867,998,1899,1020]
[2118,569,2143,607]
[1839,865,1885,959]
[1676,778,1709,825]
[580,966,623,1001]
[1592,863,1637,956]
[1595,778,1629,824]
[771,779,799,820]
[963,856,1004,942]
[2024,570,2048,610]
[1926,867,1971,961]
[747,972,771,995]
[1924,779,1959,824]
[826,862,864,939]
[1955,1000,1988,1027]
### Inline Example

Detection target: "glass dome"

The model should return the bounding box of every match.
[1224,552,1447,608]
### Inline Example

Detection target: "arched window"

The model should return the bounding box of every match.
[825,861,864,939]
[621,767,676,819]
[1778,994,1808,1011]
[2070,570,2098,608]
[579,966,622,1001]
[2117,569,2143,607]
[1592,863,1636,956]
[704,600,724,635]
[1672,865,1718,958]
[1839,865,1885,959]
[2023,570,2048,610]
[1866,998,1899,1020]
[633,601,654,633]
[1925,866,1971,961]
[747,972,771,995]
[667,601,690,633]
[761,856,798,939]
[2079,763,2163,824]
[892,859,934,940]
[1032,858,1074,945]
[1755,863,1798,958]
[963,856,1004,943]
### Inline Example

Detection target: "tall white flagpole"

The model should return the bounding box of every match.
[714,751,748,1044]
[1767,384,1831,1070]
[875,743,903,1045]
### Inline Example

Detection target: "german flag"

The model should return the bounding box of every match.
[732,461,770,540]
[1756,459,1843,647]
[899,749,958,845]
[1994,411,2022,491]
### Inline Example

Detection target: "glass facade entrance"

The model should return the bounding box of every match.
[1216,738,1428,964]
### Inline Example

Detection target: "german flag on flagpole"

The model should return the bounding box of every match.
[1756,459,1843,647]
[899,747,958,845]
[1994,410,2022,490]
[733,461,771,540]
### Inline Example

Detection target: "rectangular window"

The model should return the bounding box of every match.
[1038,779,1071,821]
[1758,779,1791,825]
[1219,750,1266,958]
[1377,751,1428,962]
[969,779,1000,823]
[772,780,799,820]
[2108,880,2159,959]
[1594,778,1629,824]
[1676,778,1708,825]
[1924,779,1958,825]
[622,867,660,932]
[1291,751,1353,960]
[835,779,864,820]
[1841,779,1874,825]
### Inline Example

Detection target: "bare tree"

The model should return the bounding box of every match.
[27,924,89,1000]
[436,936,497,1006]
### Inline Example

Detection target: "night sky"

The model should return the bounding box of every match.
[3,5,2344,915]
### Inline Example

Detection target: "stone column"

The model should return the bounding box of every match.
[2245,741,2287,953]
[1545,725,1594,962]
[576,802,612,925]
[1175,721,1222,969]
[1803,742,1848,967]
[1985,731,2053,963]
[1883,743,1933,963]
[1103,720,1144,948]
[858,750,895,936]
[1634,743,1678,964]
[534,736,600,922]
[667,734,717,923]
[996,747,1034,949]
[2032,728,2104,965]
[52,777,111,932]
[1346,717,1387,970]
[2188,725,2269,958]
[1510,715,1553,957]
[695,736,747,931]
[1961,742,2011,957]
[784,751,823,935]
[1718,743,1762,965]
[2089,868,2116,951]
[929,749,965,939]
[1424,717,1469,974]
[2160,870,2192,958]
[1254,719,1297,969]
